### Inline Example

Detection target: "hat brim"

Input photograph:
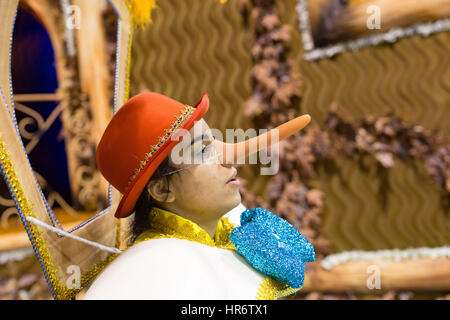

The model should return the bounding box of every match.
[114,93,210,218]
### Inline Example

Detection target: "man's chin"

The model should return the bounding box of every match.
[227,193,242,212]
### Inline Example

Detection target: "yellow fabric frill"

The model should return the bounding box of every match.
[134,207,236,250]
[133,207,301,300]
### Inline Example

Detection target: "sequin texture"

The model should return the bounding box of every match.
[230,207,315,288]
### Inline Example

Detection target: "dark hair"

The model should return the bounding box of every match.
[132,157,176,242]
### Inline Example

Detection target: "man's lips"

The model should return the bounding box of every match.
[226,168,240,187]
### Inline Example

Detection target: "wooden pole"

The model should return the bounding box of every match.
[73,0,113,145]
[308,0,450,45]
[302,258,450,293]
[72,0,111,205]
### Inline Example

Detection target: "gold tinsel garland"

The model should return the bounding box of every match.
[129,0,227,28]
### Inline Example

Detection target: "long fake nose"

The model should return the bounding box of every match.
[214,114,311,164]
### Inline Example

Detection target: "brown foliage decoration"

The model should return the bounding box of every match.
[239,0,331,256]
[239,1,450,260]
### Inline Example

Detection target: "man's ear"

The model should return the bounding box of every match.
[147,178,175,203]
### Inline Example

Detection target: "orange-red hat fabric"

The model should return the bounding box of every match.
[96,92,209,218]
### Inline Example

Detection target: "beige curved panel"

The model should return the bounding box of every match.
[0,0,18,114]
[0,0,133,299]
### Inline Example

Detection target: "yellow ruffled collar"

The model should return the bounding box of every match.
[133,207,299,299]
[134,207,236,250]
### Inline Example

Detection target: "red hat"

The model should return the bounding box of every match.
[96,92,209,218]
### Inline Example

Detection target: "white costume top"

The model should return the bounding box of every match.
[84,204,299,300]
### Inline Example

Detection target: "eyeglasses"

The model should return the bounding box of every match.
[159,152,221,177]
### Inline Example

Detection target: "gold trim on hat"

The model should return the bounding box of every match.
[128,105,196,185]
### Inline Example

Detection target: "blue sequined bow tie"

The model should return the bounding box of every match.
[230,207,315,288]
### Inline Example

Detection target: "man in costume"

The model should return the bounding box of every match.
[84,92,314,299]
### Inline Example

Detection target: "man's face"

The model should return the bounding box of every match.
[166,119,241,220]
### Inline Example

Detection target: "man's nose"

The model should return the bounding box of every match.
[213,114,311,165]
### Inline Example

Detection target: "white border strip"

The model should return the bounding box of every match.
[321,246,450,270]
